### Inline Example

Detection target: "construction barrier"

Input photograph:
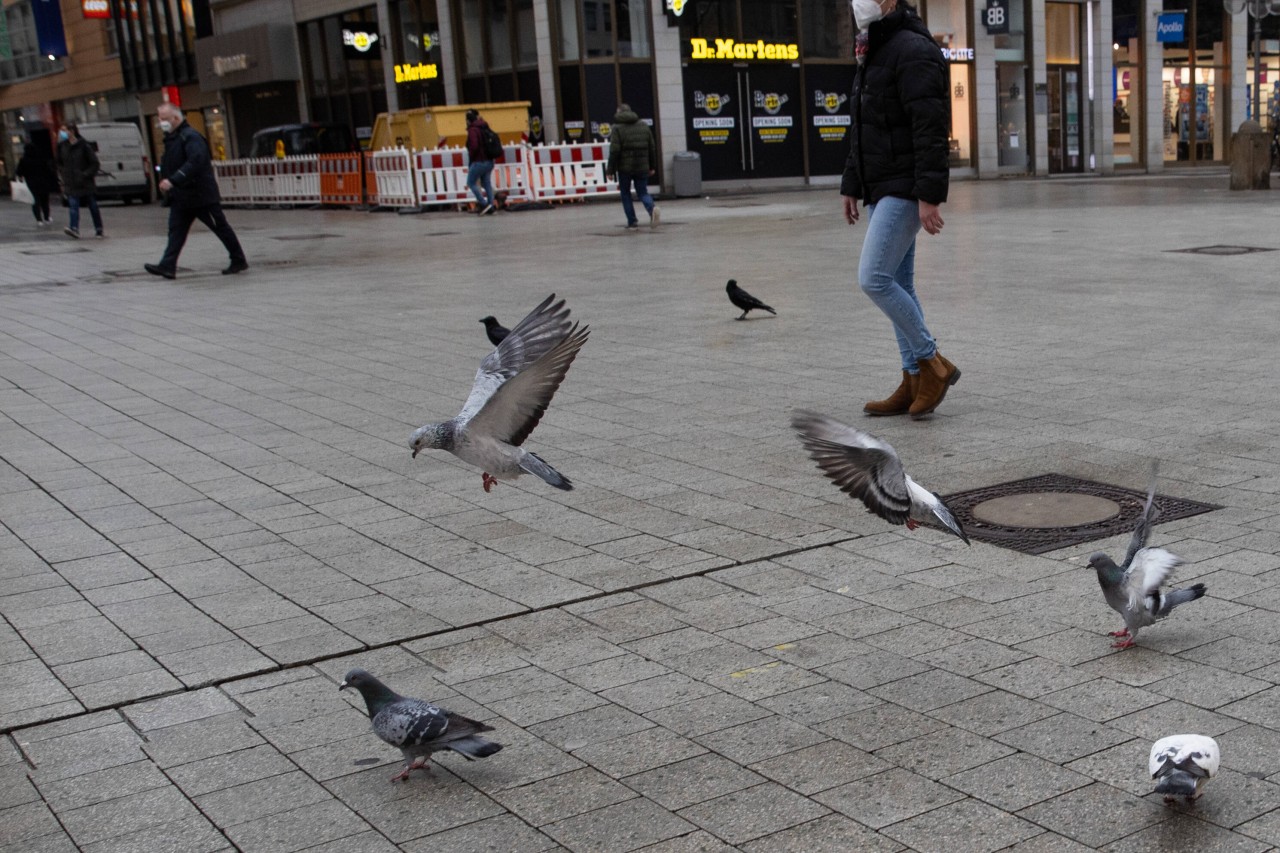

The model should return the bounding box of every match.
[413,148,472,208]
[213,160,252,205]
[319,153,364,206]
[527,142,618,201]
[365,148,416,209]
[211,140,626,211]
[274,156,321,206]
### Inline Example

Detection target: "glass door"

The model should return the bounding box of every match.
[1047,65,1084,172]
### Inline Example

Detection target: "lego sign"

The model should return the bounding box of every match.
[82,0,110,18]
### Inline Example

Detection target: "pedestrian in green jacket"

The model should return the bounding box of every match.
[606,104,660,229]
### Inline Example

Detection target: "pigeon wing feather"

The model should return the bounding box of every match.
[792,411,911,524]
[464,323,589,446]
[1123,547,1182,612]
[372,698,449,749]
[457,295,572,422]
[1122,464,1159,570]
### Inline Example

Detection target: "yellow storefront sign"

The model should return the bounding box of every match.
[395,62,439,84]
[689,38,799,61]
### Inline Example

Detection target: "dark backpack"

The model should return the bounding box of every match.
[480,126,504,160]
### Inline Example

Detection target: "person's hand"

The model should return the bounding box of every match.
[649,169,656,176]
[605,172,614,181]
[159,178,172,192]
[919,201,944,235]
[842,195,860,225]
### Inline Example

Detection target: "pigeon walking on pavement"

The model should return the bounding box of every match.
[410,294,588,493]
[480,315,510,347]
[792,410,969,543]
[1150,734,1219,803]
[340,668,503,782]
[1089,466,1205,649]
[726,279,776,320]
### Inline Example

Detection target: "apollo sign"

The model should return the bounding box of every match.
[1156,13,1185,42]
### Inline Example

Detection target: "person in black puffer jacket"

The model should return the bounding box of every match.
[842,0,960,420]
[145,102,247,280]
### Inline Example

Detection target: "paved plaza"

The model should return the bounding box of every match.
[2,171,1280,852]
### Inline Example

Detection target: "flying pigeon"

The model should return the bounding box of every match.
[792,410,969,543]
[726,279,776,320]
[480,315,509,347]
[1150,734,1219,803]
[410,294,588,493]
[340,668,503,782]
[1089,466,1205,649]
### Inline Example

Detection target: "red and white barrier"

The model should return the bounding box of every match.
[413,148,472,208]
[245,158,278,206]
[274,156,321,206]
[492,144,532,203]
[366,148,417,209]
[213,160,252,205]
[527,143,618,200]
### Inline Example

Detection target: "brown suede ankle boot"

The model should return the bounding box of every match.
[863,371,918,416]
[909,352,960,419]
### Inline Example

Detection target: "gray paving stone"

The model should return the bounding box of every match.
[623,753,766,810]
[944,753,1092,811]
[677,781,829,846]
[542,796,696,851]
[820,703,949,751]
[748,740,892,796]
[813,767,966,829]
[739,813,904,852]
[398,814,560,853]
[874,727,1015,779]
[58,785,201,847]
[881,797,1044,853]
[1016,782,1170,848]
[1101,813,1268,853]
[995,711,1136,763]
[492,766,637,826]
[571,726,708,778]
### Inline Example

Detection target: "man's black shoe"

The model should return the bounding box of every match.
[222,260,249,275]
[144,263,176,280]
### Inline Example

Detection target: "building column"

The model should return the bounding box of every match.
[377,0,399,113]
[1091,0,1114,173]
[1030,0,1048,174]
[1228,6,1247,137]
[974,13,999,176]
[1142,0,1164,171]
[434,0,459,105]
[651,5,685,193]
[533,0,560,142]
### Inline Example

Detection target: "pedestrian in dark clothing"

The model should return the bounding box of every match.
[606,104,659,228]
[57,123,105,238]
[145,102,248,280]
[15,141,57,226]
[465,109,496,215]
[843,0,958,419]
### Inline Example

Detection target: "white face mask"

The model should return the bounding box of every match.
[159,120,173,133]
[853,0,886,29]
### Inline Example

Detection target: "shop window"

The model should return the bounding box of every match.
[0,2,66,84]
[1112,0,1139,165]
[925,0,974,168]
[741,0,798,43]
[559,0,581,58]
[488,0,513,70]
[802,0,856,59]
[1161,0,1226,162]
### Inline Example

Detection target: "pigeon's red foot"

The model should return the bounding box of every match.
[390,756,429,782]
[482,473,498,493]
[905,519,919,531]
[1111,638,1136,649]
[1107,628,1131,638]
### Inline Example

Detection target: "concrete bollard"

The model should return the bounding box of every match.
[1229,120,1271,191]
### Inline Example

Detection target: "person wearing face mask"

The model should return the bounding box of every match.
[56,123,105,239]
[145,102,247,280]
[843,0,958,419]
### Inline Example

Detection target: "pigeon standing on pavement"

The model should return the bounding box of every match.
[792,410,969,543]
[1150,734,1219,803]
[726,279,776,320]
[1089,466,1205,649]
[340,668,503,782]
[410,294,588,493]
[480,315,510,347]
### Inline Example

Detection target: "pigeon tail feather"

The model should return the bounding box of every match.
[521,452,573,491]
[1158,583,1206,616]
[1154,769,1199,797]
[448,736,504,760]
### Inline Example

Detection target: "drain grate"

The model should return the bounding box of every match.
[19,246,90,255]
[1167,245,1277,256]
[941,473,1218,555]
[272,234,342,241]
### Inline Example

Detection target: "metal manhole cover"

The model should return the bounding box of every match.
[1167,245,1276,256]
[257,260,299,268]
[711,201,767,208]
[941,473,1218,555]
[19,246,90,255]
[272,234,343,241]
[0,281,69,294]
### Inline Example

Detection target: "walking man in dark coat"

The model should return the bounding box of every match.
[606,104,659,229]
[57,123,105,238]
[145,102,248,280]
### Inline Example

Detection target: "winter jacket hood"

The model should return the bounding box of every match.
[607,110,656,175]
[841,5,950,206]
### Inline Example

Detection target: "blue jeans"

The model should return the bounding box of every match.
[859,196,936,372]
[617,171,654,225]
[467,160,495,207]
[68,193,103,233]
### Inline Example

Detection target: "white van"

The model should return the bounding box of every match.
[77,122,152,204]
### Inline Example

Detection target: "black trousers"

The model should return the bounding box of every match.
[158,203,246,272]
[30,189,51,222]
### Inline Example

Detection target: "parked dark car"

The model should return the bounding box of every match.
[248,123,358,158]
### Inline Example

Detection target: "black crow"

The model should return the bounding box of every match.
[480,315,510,346]
[726,279,776,320]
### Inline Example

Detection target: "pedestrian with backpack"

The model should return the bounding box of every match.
[465,109,499,215]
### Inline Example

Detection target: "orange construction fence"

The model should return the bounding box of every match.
[319,153,365,206]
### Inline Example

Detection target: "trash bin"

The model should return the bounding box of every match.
[672,151,702,197]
